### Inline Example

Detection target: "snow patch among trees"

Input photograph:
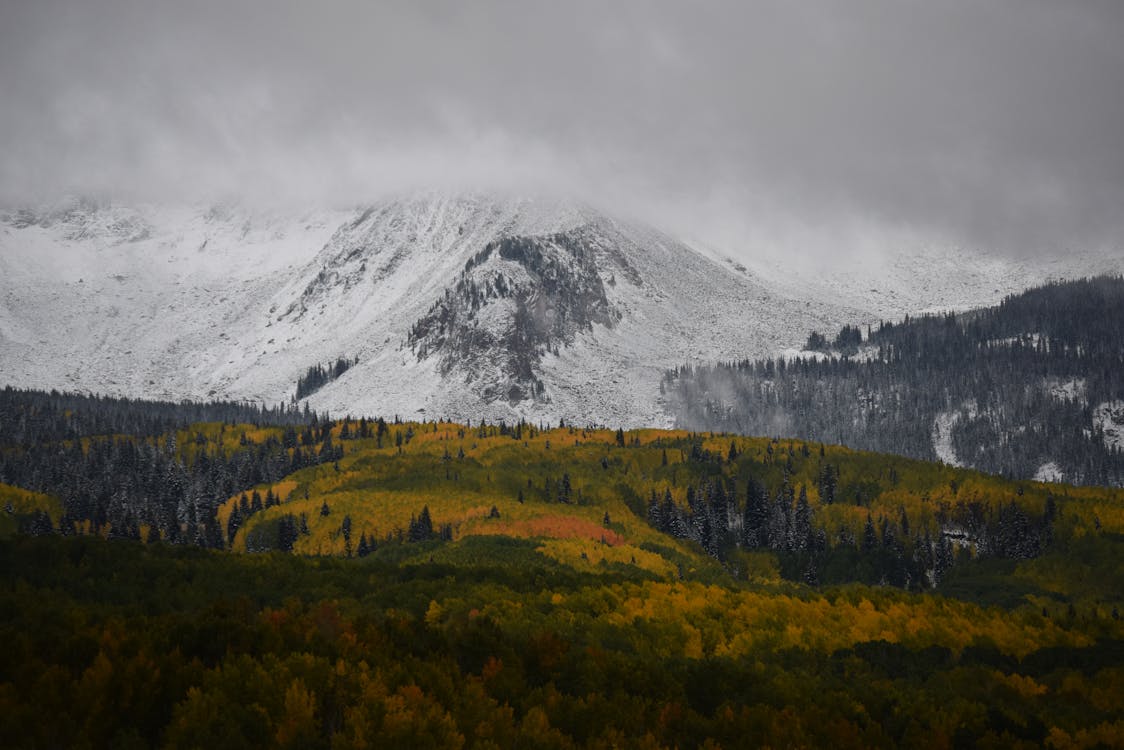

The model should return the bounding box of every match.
[1094,400,1124,451]
[1045,377,1086,402]
[1034,462,1064,483]
[931,402,976,467]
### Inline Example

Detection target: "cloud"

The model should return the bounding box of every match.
[1,0,1122,257]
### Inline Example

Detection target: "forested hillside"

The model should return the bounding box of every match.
[2,387,1123,746]
[0,387,329,546]
[2,528,1122,747]
[5,386,1123,591]
[663,277,1124,487]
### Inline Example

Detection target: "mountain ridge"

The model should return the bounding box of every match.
[2,192,1121,428]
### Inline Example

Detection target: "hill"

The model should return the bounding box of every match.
[5,386,1122,602]
[664,276,1124,487]
[2,388,1123,747]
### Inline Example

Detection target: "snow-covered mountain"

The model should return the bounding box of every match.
[1,193,1120,427]
[739,243,1124,322]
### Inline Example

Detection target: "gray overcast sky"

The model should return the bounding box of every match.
[1,0,1122,258]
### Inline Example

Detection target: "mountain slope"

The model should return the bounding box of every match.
[2,193,1121,428]
[0,198,350,400]
[664,277,1124,486]
[0,194,860,426]
[262,194,875,425]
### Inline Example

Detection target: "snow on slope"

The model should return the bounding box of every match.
[275,196,867,426]
[1094,401,1124,452]
[3,193,857,425]
[0,197,349,400]
[1034,462,1065,483]
[2,193,1120,429]
[711,241,1124,320]
[931,401,980,468]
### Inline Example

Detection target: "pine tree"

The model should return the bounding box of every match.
[765,493,789,550]
[792,490,812,551]
[802,558,819,586]
[743,478,768,548]
[58,513,78,537]
[277,514,298,552]
[647,490,663,530]
[342,514,353,557]
[817,464,836,504]
[408,506,435,542]
[558,473,572,503]
[862,514,878,552]
[934,534,954,584]
[226,505,243,545]
[661,489,679,536]
[26,509,54,536]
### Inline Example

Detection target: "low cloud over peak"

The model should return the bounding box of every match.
[2,0,1122,259]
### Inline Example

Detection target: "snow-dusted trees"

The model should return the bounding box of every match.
[664,277,1124,487]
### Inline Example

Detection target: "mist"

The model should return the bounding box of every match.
[2,0,1122,260]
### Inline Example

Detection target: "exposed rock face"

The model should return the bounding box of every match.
[407,227,623,404]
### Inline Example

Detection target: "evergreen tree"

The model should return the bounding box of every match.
[341,514,353,557]
[226,505,243,545]
[408,506,435,542]
[934,535,954,584]
[558,473,573,503]
[862,515,878,552]
[277,514,299,552]
[743,478,768,548]
[792,490,812,551]
[802,558,819,586]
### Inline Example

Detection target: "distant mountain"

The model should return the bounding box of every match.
[1,193,1121,429]
[0,193,858,425]
[664,277,1124,486]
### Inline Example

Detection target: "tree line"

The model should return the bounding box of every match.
[644,437,1056,588]
[663,276,1124,486]
[294,356,357,401]
[0,388,338,548]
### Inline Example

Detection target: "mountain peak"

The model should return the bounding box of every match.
[8,190,1118,429]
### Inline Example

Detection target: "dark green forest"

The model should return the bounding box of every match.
[2,329,1123,747]
[663,277,1124,486]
